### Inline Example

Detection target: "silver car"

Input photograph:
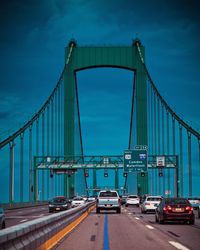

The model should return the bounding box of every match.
[0,207,5,229]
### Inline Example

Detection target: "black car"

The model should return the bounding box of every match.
[49,196,70,213]
[155,198,195,224]
[0,206,6,229]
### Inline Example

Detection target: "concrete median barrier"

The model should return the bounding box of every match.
[0,202,95,249]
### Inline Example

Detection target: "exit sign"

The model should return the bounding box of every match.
[124,147,147,172]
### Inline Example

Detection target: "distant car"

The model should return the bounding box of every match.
[71,197,86,207]
[188,197,200,210]
[125,195,140,207]
[155,197,195,224]
[49,196,69,213]
[87,196,96,202]
[0,207,6,229]
[141,196,162,213]
[197,205,200,218]
[121,195,128,205]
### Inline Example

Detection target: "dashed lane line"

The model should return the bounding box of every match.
[169,241,190,250]
[20,219,28,223]
[134,217,140,220]
[145,225,155,230]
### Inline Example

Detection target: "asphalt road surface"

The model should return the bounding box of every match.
[3,205,200,250]
[54,206,200,250]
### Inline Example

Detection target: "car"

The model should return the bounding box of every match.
[121,195,128,205]
[155,198,195,224]
[49,196,70,213]
[96,190,121,214]
[0,206,6,229]
[141,195,162,213]
[197,205,200,218]
[87,196,96,202]
[125,195,140,207]
[188,197,200,210]
[71,197,86,207]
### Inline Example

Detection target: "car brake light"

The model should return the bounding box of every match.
[145,202,150,206]
[186,206,193,211]
[163,205,172,211]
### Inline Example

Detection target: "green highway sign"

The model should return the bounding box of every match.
[124,148,147,172]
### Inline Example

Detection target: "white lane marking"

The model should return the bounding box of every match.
[145,225,154,230]
[169,241,190,250]
[17,211,22,214]
[20,219,28,223]
[128,212,132,215]
[39,214,44,217]
[135,217,140,220]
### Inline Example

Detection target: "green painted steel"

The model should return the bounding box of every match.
[64,40,147,197]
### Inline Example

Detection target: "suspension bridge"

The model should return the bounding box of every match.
[0,39,200,206]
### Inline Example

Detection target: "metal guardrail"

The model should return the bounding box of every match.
[0,201,95,249]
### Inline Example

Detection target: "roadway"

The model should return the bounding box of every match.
[4,205,200,250]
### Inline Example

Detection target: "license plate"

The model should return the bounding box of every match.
[56,208,60,210]
[175,208,182,212]
[106,204,111,207]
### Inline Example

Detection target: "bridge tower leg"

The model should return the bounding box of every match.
[133,40,148,196]
[64,44,76,198]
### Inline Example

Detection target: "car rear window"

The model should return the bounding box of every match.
[99,191,118,197]
[165,198,189,205]
[147,197,162,201]
[128,195,138,198]
[53,198,67,203]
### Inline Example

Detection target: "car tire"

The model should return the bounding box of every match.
[189,219,195,225]
[125,204,128,207]
[155,215,158,223]
[117,208,121,214]
[96,208,100,214]
[49,210,52,213]
[158,216,164,224]
[137,204,139,207]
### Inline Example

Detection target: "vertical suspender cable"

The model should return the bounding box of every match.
[172,116,176,196]
[151,86,154,194]
[154,92,157,194]
[166,111,170,197]
[157,98,161,194]
[9,141,15,203]
[47,105,50,199]
[36,118,39,200]
[179,124,183,197]
[29,126,33,201]
[42,113,45,200]
[20,133,24,202]
[162,104,165,195]
[51,98,54,196]
[188,131,192,196]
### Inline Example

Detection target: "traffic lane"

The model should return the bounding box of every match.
[55,208,175,250]
[108,207,175,250]
[124,205,200,250]
[5,205,51,227]
[55,209,104,250]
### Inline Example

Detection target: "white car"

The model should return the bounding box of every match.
[71,197,85,207]
[141,196,162,213]
[125,195,140,207]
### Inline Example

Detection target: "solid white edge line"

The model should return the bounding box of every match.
[135,217,140,220]
[169,241,190,250]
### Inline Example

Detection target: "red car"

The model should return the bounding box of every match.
[155,198,195,224]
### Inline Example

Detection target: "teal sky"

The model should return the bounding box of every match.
[0,0,200,199]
